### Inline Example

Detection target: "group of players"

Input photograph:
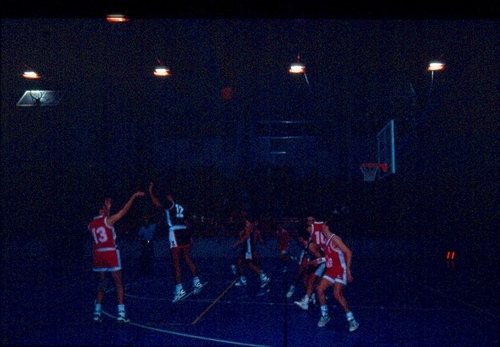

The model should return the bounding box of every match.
[89,183,204,323]
[227,214,359,332]
[88,186,358,332]
[280,216,359,332]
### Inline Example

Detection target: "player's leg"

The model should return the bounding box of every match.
[171,247,183,285]
[306,272,318,297]
[92,250,109,322]
[247,253,270,288]
[111,270,129,323]
[93,271,107,322]
[316,277,333,327]
[111,270,124,304]
[333,281,359,332]
[317,276,333,305]
[96,271,107,304]
[294,267,314,310]
[310,263,326,305]
[170,247,188,302]
[279,249,290,272]
[236,253,245,274]
[182,247,203,293]
[286,257,307,298]
[235,254,247,286]
[333,282,349,312]
[246,253,261,275]
[93,252,107,304]
[182,246,198,277]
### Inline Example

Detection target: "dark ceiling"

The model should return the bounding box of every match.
[1,10,498,235]
[4,19,495,128]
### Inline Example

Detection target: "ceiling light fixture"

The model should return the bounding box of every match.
[154,58,171,77]
[289,54,311,92]
[22,70,41,79]
[154,66,170,77]
[427,62,445,71]
[106,14,129,23]
[289,54,306,74]
[428,61,445,99]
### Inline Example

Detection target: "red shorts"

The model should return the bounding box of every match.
[322,264,347,285]
[93,248,122,272]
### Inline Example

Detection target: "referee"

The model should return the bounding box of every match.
[138,214,157,275]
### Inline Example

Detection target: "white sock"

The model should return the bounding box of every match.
[320,305,328,316]
[94,303,102,312]
[346,311,354,321]
[118,304,125,313]
[193,277,200,286]
[175,284,183,293]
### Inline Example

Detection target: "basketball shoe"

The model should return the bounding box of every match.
[294,297,309,310]
[348,319,359,332]
[172,288,187,303]
[193,282,204,295]
[116,310,130,323]
[318,315,331,328]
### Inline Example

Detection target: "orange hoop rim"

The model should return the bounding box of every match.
[360,163,389,173]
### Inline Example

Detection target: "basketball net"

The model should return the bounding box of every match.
[360,164,379,182]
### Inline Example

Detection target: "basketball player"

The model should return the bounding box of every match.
[310,217,327,252]
[285,216,322,299]
[90,190,145,323]
[314,219,359,332]
[149,182,203,303]
[232,216,271,288]
[137,214,157,275]
[293,225,325,310]
[275,222,293,273]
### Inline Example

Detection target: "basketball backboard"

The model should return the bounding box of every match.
[16,90,64,107]
[377,119,396,179]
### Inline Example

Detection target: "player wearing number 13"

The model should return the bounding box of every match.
[89,191,145,323]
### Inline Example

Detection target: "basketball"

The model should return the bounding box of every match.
[221,87,233,101]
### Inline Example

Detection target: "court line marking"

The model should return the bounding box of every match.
[123,279,236,301]
[191,278,238,325]
[125,294,172,300]
[100,310,271,347]
[119,279,486,317]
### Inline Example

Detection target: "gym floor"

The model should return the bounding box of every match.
[2,235,498,347]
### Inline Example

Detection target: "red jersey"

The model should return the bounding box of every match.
[89,215,117,252]
[310,221,327,252]
[322,233,347,284]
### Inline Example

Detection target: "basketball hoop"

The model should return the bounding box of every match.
[360,163,387,182]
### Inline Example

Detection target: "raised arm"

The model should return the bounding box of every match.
[149,182,163,209]
[107,191,145,227]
